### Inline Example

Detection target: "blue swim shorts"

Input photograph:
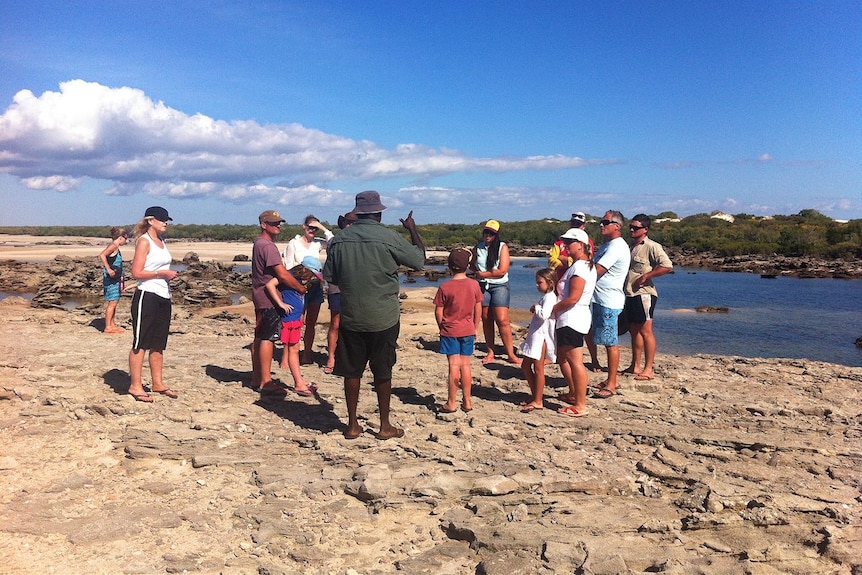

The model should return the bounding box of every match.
[439,335,475,356]
[592,304,623,347]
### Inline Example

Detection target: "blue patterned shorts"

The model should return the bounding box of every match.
[592,304,622,347]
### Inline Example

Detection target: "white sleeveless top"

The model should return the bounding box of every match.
[136,234,172,299]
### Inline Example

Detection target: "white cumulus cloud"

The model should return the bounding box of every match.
[0,80,608,200]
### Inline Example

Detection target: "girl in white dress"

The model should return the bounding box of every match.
[519,268,558,412]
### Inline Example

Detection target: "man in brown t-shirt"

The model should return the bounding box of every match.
[251,210,307,394]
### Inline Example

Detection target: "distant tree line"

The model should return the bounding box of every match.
[1,209,859,259]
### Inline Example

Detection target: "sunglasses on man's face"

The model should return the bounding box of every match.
[600,219,619,226]
[629,225,646,230]
[265,221,282,227]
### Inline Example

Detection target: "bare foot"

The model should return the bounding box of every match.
[481,354,496,365]
[588,362,604,373]
[375,426,404,440]
[618,366,639,376]
[505,355,522,366]
[104,326,124,334]
[343,425,363,439]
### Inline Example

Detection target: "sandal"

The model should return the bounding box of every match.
[153,388,178,399]
[593,387,618,399]
[322,365,334,375]
[130,393,153,403]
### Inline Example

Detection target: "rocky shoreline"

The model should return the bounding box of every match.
[497,246,862,279]
[1,241,861,573]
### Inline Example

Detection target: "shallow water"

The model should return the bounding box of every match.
[406,258,862,367]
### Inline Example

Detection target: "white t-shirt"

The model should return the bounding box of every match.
[592,237,630,309]
[556,259,597,334]
[136,234,172,299]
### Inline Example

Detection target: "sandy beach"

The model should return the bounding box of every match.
[0,236,860,574]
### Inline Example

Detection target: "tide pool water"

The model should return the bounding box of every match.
[408,258,862,367]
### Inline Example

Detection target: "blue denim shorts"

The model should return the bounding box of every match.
[439,335,475,356]
[480,282,510,308]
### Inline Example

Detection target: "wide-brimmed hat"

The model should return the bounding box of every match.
[560,228,590,245]
[145,206,172,222]
[352,190,387,214]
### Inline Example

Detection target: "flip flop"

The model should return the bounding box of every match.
[130,393,153,403]
[461,405,473,413]
[520,404,543,413]
[375,427,405,441]
[294,387,314,397]
[322,366,334,375]
[593,387,618,399]
[557,405,588,417]
[153,388,178,399]
[634,374,655,381]
[438,405,458,413]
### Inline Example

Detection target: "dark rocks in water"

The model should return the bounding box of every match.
[666,248,862,279]
[856,337,862,349]
[233,254,249,261]
[696,306,730,313]
[182,252,200,264]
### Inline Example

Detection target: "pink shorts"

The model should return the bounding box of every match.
[280,319,303,345]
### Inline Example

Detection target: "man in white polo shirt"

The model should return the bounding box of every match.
[589,210,631,398]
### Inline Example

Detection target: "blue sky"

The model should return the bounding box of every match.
[1,1,859,226]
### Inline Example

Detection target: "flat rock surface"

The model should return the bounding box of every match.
[0,237,860,574]
[1,295,860,574]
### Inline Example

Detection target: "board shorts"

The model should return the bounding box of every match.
[439,335,475,356]
[592,304,623,347]
[334,323,399,381]
[131,290,171,351]
[625,294,657,324]
[255,307,282,342]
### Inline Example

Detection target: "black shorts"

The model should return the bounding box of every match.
[255,307,282,342]
[625,294,657,325]
[556,326,585,349]
[335,323,400,380]
[131,290,171,351]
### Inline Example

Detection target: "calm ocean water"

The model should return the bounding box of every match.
[408,257,862,367]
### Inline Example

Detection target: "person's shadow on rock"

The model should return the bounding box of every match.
[254,394,342,434]
[102,368,129,395]
[470,383,522,404]
[204,364,252,387]
[391,385,436,410]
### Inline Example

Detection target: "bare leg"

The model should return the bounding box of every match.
[301,304,321,364]
[148,350,167,391]
[129,348,147,395]
[623,322,645,375]
[325,311,340,370]
[521,358,536,404]
[569,346,588,411]
[374,379,402,439]
[253,338,275,388]
[460,355,473,411]
[443,354,460,412]
[599,345,621,391]
[481,306,496,363]
[343,377,362,438]
[559,357,574,395]
[639,320,657,378]
[493,306,521,364]
[585,330,601,371]
[104,300,123,332]
[287,342,311,391]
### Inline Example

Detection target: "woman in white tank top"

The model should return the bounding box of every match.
[127,206,179,403]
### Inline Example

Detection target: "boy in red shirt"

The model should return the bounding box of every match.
[433,248,483,413]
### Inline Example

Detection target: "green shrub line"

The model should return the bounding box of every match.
[1,209,859,259]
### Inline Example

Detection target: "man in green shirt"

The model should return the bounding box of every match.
[323,191,425,440]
